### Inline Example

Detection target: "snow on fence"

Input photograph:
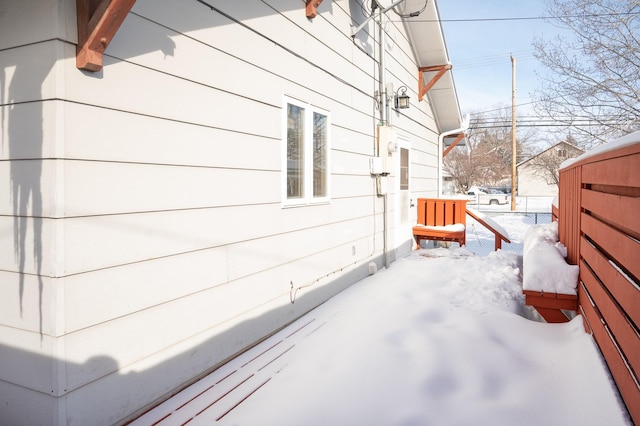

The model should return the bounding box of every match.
[557,132,640,424]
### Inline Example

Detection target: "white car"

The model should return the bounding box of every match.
[466,189,510,205]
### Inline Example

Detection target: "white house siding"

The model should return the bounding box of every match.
[517,143,584,197]
[0,0,447,424]
[517,163,559,196]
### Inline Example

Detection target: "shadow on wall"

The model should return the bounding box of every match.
[0,0,383,423]
[0,260,374,425]
[0,0,179,342]
[349,0,375,56]
[3,43,49,339]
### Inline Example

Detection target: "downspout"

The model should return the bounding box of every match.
[378,8,388,126]
[438,113,470,196]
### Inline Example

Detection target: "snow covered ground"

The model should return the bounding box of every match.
[459,196,555,256]
[134,222,632,425]
[465,196,555,213]
[465,213,537,256]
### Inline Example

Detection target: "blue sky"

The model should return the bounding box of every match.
[437,1,570,119]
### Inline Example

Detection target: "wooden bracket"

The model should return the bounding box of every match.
[306,0,323,19]
[418,64,452,101]
[442,133,464,157]
[76,0,136,72]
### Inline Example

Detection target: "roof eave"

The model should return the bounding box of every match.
[400,0,464,134]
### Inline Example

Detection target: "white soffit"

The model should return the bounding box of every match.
[399,0,464,134]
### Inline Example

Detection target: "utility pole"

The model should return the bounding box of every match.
[510,54,517,211]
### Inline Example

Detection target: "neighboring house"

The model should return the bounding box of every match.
[0,1,465,424]
[517,141,584,196]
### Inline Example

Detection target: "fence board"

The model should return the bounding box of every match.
[558,166,581,265]
[580,238,640,329]
[559,138,640,425]
[579,258,640,379]
[578,282,640,424]
[581,189,640,239]
[581,213,640,282]
[582,151,640,188]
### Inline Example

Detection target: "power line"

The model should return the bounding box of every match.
[470,117,635,129]
[390,12,637,23]
[471,118,633,124]
[454,51,537,70]
[471,123,630,129]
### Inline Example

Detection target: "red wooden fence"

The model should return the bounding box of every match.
[557,136,640,424]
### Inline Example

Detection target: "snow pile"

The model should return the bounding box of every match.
[213,249,629,425]
[522,221,579,294]
[137,245,631,426]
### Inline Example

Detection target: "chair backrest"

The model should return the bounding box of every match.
[416,198,467,227]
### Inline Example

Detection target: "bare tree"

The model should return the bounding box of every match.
[444,148,476,194]
[533,0,640,147]
[444,108,532,193]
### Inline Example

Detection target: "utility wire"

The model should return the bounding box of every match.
[454,52,537,70]
[471,123,630,129]
[389,12,637,23]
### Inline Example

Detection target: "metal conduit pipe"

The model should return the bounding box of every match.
[354,0,407,269]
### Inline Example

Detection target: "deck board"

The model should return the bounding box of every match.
[130,319,324,425]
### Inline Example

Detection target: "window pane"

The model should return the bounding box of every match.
[400,147,409,190]
[313,112,327,197]
[287,104,305,199]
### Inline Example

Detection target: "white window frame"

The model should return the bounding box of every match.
[282,96,331,206]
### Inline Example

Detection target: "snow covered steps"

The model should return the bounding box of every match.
[129,318,326,425]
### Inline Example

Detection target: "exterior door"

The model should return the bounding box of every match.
[395,137,412,254]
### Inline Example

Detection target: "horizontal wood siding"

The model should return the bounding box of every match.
[0,0,445,423]
[558,139,640,424]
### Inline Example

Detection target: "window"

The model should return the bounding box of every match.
[557,147,567,158]
[400,147,409,191]
[397,142,411,225]
[283,98,330,205]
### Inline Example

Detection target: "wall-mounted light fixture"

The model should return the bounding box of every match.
[395,86,410,109]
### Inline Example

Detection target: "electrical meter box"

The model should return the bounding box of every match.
[377,125,397,175]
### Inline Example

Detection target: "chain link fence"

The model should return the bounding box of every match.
[464,197,555,256]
